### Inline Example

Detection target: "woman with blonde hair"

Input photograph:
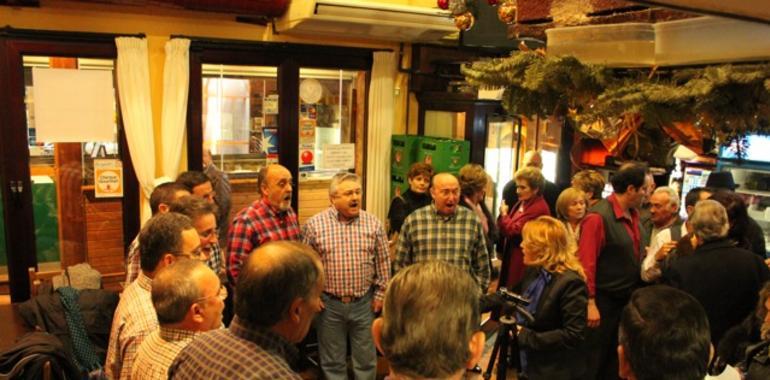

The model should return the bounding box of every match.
[555,187,588,242]
[513,216,588,380]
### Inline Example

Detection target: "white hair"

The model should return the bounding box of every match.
[653,186,680,209]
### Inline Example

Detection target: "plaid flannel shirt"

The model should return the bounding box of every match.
[105,272,158,380]
[131,327,197,380]
[168,317,301,380]
[303,207,390,301]
[227,199,300,284]
[394,204,490,291]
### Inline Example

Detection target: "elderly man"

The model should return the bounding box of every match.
[106,212,204,380]
[643,186,683,242]
[169,241,324,380]
[170,196,224,280]
[303,172,390,380]
[641,187,711,283]
[578,162,650,380]
[227,164,300,284]
[664,199,769,345]
[372,261,485,380]
[131,260,224,380]
[395,172,490,292]
[502,150,560,214]
[125,182,190,284]
[618,285,741,380]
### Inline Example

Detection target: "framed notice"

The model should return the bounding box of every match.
[322,143,355,170]
[94,159,123,198]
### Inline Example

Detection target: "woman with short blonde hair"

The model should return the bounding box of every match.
[555,187,589,242]
[515,216,588,379]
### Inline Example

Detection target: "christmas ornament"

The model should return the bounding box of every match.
[487,0,499,5]
[448,0,468,15]
[497,2,516,24]
[454,11,475,31]
[437,0,449,10]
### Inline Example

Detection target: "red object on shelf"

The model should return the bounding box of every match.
[437,0,449,10]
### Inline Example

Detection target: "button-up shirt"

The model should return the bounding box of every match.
[395,204,490,291]
[105,272,158,380]
[227,199,300,284]
[168,317,301,380]
[126,238,223,285]
[131,327,197,380]
[303,207,390,301]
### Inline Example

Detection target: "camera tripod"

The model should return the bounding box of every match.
[483,305,533,380]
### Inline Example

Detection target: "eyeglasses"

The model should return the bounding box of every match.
[196,285,227,303]
[173,246,206,261]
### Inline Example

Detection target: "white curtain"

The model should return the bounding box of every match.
[161,38,190,178]
[365,51,397,224]
[116,37,156,224]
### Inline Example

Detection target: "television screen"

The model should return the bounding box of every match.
[719,135,770,162]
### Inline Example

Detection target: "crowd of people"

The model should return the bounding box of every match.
[101,149,770,380]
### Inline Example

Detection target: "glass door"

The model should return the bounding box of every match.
[484,116,520,218]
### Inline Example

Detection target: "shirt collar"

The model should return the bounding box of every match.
[329,207,357,224]
[608,193,638,221]
[431,203,456,222]
[159,326,197,343]
[136,272,153,292]
[229,317,299,366]
[258,198,289,217]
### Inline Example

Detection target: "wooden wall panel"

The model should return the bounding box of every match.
[84,196,125,286]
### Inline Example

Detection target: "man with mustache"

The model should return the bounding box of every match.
[302,172,390,380]
[394,172,490,293]
[227,164,300,284]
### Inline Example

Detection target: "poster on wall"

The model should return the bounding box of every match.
[323,143,355,170]
[299,119,316,172]
[32,67,115,142]
[94,159,123,198]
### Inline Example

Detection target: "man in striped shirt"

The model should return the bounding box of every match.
[131,259,224,380]
[303,172,390,380]
[394,172,490,292]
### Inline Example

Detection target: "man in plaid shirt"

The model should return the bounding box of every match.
[227,164,300,284]
[303,172,390,380]
[106,212,205,380]
[395,172,490,292]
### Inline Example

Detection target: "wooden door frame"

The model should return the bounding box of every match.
[0,28,140,302]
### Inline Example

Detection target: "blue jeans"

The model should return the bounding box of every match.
[317,291,376,380]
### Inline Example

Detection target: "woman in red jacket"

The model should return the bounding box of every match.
[498,166,551,289]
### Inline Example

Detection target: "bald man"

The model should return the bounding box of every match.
[501,150,560,215]
[394,173,490,292]
[227,164,300,284]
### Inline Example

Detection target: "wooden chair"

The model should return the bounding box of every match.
[27,267,59,298]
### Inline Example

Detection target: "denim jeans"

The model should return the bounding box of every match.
[317,290,376,380]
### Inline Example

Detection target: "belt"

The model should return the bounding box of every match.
[323,292,366,304]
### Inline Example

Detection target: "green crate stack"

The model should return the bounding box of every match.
[391,135,423,200]
[416,137,470,174]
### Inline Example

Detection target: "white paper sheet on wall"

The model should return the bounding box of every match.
[32,67,115,142]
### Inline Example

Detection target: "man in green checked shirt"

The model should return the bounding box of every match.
[394,172,491,293]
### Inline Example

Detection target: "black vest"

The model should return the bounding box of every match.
[590,198,645,299]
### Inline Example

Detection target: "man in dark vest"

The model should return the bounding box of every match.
[578,162,650,380]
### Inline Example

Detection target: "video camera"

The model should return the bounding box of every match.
[480,288,534,323]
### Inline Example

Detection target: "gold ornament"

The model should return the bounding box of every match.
[497,2,517,24]
[454,11,475,31]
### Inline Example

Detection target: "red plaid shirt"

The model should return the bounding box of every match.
[227,198,300,284]
[302,207,390,301]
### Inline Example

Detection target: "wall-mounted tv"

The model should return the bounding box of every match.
[719,134,770,163]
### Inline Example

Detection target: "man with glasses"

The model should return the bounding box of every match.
[131,259,225,380]
[170,196,224,281]
[303,172,390,380]
[227,164,300,284]
[394,172,490,293]
[106,212,202,380]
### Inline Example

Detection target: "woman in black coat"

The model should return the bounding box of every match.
[513,216,588,380]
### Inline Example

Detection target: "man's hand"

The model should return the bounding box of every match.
[587,298,601,328]
[372,299,383,314]
[500,203,509,216]
[654,241,678,262]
